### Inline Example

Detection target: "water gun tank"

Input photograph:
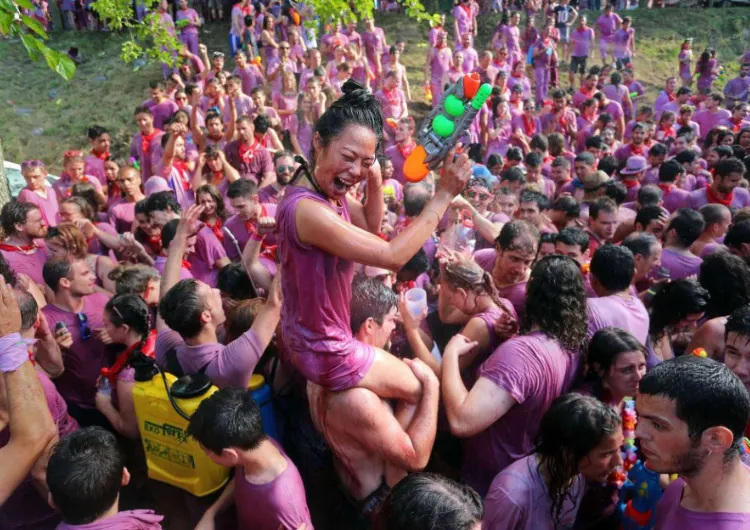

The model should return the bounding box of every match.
[132,369,230,497]
[404,73,492,183]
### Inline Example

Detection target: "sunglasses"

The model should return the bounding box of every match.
[465,190,491,200]
[280,46,290,50]
[523,106,534,111]
[212,52,225,58]
[21,159,44,170]
[77,312,92,341]
[276,165,294,174]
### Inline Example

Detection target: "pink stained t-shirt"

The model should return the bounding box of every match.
[276,185,376,391]
[570,26,595,57]
[659,247,703,280]
[596,13,621,38]
[233,65,264,96]
[653,471,750,530]
[155,326,263,389]
[234,441,314,530]
[83,153,107,186]
[587,294,649,344]
[272,92,298,130]
[187,225,228,288]
[152,256,194,281]
[0,245,48,287]
[463,331,581,496]
[18,186,59,227]
[56,510,164,530]
[692,108,732,140]
[143,98,179,130]
[688,187,750,210]
[288,114,314,162]
[483,454,584,530]
[108,200,137,234]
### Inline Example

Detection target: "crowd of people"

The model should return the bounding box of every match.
[2,0,750,528]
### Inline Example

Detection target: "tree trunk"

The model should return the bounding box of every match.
[0,139,11,210]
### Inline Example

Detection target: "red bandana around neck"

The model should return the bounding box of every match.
[0,242,36,253]
[205,218,224,241]
[141,129,161,156]
[622,179,639,189]
[244,206,278,262]
[147,235,162,255]
[100,330,157,385]
[91,149,110,161]
[172,159,192,191]
[182,259,192,270]
[383,87,401,106]
[706,185,733,206]
[666,91,676,102]
[657,182,673,194]
[629,143,645,156]
[397,140,416,160]
[238,140,259,165]
[522,114,536,136]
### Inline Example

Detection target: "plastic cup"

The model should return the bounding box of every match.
[405,288,427,319]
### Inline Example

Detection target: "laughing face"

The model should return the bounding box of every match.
[312,124,378,199]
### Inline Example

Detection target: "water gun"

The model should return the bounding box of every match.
[692,347,708,358]
[404,73,492,183]
[424,84,433,104]
[250,56,262,67]
[619,460,663,530]
[386,117,399,130]
[629,91,639,99]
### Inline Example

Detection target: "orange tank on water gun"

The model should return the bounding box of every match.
[404,73,492,183]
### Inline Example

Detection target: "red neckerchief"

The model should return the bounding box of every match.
[244,206,278,261]
[205,218,223,241]
[706,185,733,206]
[731,118,744,133]
[383,87,401,106]
[622,179,639,189]
[238,139,260,165]
[459,2,472,17]
[141,129,161,156]
[182,259,192,270]
[91,149,109,161]
[109,182,121,199]
[436,42,446,49]
[657,126,675,140]
[172,159,191,191]
[147,235,162,255]
[666,91,676,102]
[100,330,156,385]
[0,242,36,253]
[658,183,673,194]
[579,86,596,99]
[511,71,523,78]
[211,171,225,184]
[576,25,588,32]
[558,110,570,130]
[396,280,416,293]
[522,114,536,136]
[397,140,416,159]
[629,142,645,156]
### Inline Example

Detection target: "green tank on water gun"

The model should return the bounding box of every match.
[404,73,492,182]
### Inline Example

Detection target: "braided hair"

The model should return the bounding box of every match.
[105,294,151,349]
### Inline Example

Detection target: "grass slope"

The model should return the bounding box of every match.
[0,7,748,172]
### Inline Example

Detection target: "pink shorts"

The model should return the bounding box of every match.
[287,337,376,392]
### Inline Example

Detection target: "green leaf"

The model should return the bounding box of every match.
[0,10,13,35]
[0,0,15,14]
[14,0,33,10]
[40,46,76,80]
[20,32,42,61]
[20,14,48,38]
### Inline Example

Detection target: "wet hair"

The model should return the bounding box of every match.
[587,327,646,382]
[487,153,504,168]
[639,356,750,457]
[144,191,182,216]
[0,201,39,238]
[374,473,483,530]
[442,259,508,312]
[105,293,151,342]
[589,198,617,220]
[44,223,88,259]
[725,219,750,251]
[87,125,108,140]
[17,290,38,332]
[548,133,566,156]
[43,257,77,293]
[700,204,730,228]
[159,279,205,339]
[591,244,635,292]
[519,190,549,211]
[506,147,524,162]
[47,427,124,525]
[666,208,705,248]
[108,264,160,297]
[226,178,259,199]
[649,279,710,340]
[674,150,697,165]
[597,156,619,177]
[400,248,430,277]
[529,134,549,153]
[634,206,664,232]
[535,393,621,527]
[224,298,264,344]
[586,135,604,151]
[523,255,587,351]
[698,251,750,319]
[134,105,153,117]
[659,159,685,183]
[403,183,431,217]
[556,227,589,252]
[636,185,663,207]
[253,114,272,134]
[0,254,17,287]
[497,219,539,254]
[725,305,750,342]
[550,196,580,221]
[70,182,105,213]
[602,181,627,206]
[187,387,266,454]
[715,157,746,180]
[350,275,397,333]
[622,232,659,259]
[524,152,542,169]
[196,184,228,221]
[499,166,525,185]
[217,262,256,302]
[301,80,382,176]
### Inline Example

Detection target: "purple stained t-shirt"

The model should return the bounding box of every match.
[56,509,164,530]
[483,454,584,530]
[143,99,179,130]
[187,225,228,288]
[152,256,194,281]
[42,293,113,409]
[570,26,595,57]
[155,326,263,389]
[659,247,703,280]
[18,187,59,227]
[0,371,78,530]
[0,245,48,290]
[587,294,649,345]
[234,440,314,530]
[463,331,581,496]
[688,187,750,210]
[653,472,750,530]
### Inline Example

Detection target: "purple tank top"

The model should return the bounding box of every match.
[276,186,356,358]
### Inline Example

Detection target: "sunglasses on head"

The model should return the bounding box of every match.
[465,190,491,200]
[21,159,44,170]
[77,312,92,341]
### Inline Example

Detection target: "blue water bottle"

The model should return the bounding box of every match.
[248,374,279,441]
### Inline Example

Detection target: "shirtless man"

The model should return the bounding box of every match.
[308,277,439,523]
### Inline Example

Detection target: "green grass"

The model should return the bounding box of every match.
[1,7,748,173]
